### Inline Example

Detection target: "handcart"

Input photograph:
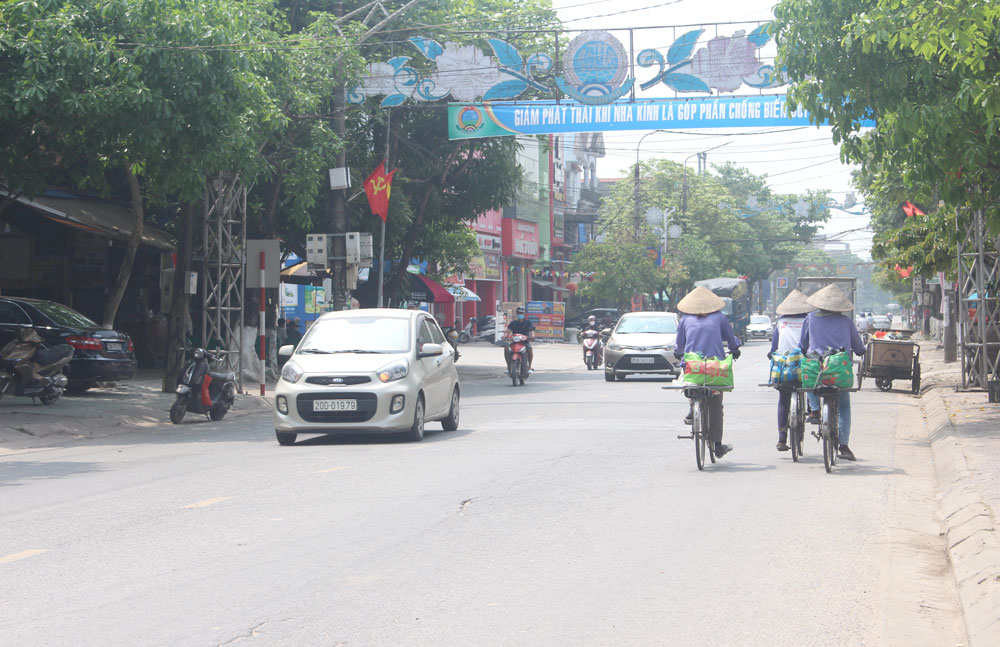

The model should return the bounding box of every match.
[862,338,921,394]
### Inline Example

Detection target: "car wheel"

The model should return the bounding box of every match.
[276,431,297,446]
[604,370,615,382]
[404,394,425,442]
[615,372,626,381]
[66,380,95,394]
[441,387,460,431]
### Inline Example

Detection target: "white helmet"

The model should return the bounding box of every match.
[588,315,596,323]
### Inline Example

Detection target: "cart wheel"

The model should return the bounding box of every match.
[911,361,921,395]
[875,377,892,391]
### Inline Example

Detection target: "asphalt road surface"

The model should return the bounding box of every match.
[0,341,963,646]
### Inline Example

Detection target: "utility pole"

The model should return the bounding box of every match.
[330,3,347,311]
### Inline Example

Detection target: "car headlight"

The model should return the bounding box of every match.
[377,359,409,383]
[607,341,621,351]
[281,360,304,384]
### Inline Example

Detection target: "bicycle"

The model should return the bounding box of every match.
[804,362,862,473]
[760,382,806,462]
[665,384,733,470]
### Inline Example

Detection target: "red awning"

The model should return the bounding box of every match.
[409,273,455,303]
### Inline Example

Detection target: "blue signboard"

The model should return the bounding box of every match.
[448,95,866,139]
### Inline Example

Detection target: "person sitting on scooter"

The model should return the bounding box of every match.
[673,286,741,458]
[504,306,534,373]
[583,315,604,365]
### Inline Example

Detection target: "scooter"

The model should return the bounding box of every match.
[0,329,73,405]
[458,319,473,344]
[474,316,498,343]
[507,334,531,386]
[170,348,237,424]
[580,329,602,370]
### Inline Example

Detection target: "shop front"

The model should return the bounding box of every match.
[501,218,540,305]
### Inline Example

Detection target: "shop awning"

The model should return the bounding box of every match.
[445,284,481,302]
[8,191,174,250]
[531,279,569,293]
[409,273,454,303]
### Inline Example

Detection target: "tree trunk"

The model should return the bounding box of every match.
[102,165,145,328]
[162,201,195,392]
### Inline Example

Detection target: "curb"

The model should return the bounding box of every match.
[922,386,1000,646]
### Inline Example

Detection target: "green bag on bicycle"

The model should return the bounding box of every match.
[800,355,822,389]
[681,352,734,387]
[768,348,803,384]
[818,350,854,388]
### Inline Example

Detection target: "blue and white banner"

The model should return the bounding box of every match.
[449,95,828,139]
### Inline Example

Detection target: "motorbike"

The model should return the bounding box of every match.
[580,329,602,370]
[0,329,73,405]
[457,319,473,344]
[441,326,461,362]
[170,348,237,424]
[507,334,531,386]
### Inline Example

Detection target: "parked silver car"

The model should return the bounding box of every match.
[274,309,460,445]
[603,312,680,381]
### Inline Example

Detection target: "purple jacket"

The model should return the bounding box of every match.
[800,312,865,357]
[673,311,741,360]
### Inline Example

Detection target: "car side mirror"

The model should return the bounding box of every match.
[278,344,295,360]
[418,343,444,358]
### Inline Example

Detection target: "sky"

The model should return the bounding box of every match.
[550,0,873,259]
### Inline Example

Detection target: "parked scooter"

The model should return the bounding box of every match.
[0,328,73,404]
[580,329,602,370]
[507,334,531,386]
[474,315,499,343]
[170,348,237,424]
[457,319,473,344]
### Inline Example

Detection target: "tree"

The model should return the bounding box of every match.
[571,241,668,311]
[773,0,1000,233]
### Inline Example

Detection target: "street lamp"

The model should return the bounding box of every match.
[634,130,670,240]
[682,141,731,218]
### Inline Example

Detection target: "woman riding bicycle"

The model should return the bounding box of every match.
[769,289,814,452]
[800,284,866,461]
[673,286,741,459]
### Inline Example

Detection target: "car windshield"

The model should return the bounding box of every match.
[297,317,411,354]
[751,315,770,324]
[615,316,677,334]
[32,301,99,329]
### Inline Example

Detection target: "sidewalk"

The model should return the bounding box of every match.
[917,341,1000,646]
[0,369,272,453]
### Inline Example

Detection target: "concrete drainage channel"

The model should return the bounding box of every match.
[922,387,1000,646]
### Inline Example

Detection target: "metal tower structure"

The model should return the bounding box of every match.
[202,174,246,389]
[957,208,1000,390]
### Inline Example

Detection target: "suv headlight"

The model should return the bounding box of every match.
[607,341,621,351]
[377,359,409,383]
[281,360,304,384]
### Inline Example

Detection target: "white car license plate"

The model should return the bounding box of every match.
[105,342,124,351]
[632,357,655,364]
[313,399,357,412]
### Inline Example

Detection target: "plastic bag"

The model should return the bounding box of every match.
[681,352,734,387]
[800,354,822,389]
[819,350,853,388]
[768,348,803,384]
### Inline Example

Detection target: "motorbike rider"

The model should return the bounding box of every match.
[800,284,866,461]
[1,327,74,392]
[504,306,534,373]
[582,314,604,365]
[768,289,814,451]
[673,286,741,458]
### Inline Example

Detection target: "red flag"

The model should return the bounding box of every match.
[902,201,925,217]
[364,160,396,223]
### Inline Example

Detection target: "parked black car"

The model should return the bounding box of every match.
[566,308,622,331]
[0,297,137,392]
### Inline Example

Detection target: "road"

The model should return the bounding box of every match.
[0,340,964,646]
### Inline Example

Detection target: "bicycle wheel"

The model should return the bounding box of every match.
[821,400,834,473]
[692,399,705,471]
[795,392,806,457]
[707,400,716,464]
[789,391,801,463]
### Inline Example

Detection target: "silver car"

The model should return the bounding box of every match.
[747,314,773,339]
[274,309,460,445]
[603,312,680,381]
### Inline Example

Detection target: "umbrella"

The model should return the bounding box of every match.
[444,284,481,302]
[407,273,454,303]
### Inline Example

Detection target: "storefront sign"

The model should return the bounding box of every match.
[526,300,565,340]
[476,233,502,251]
[502,219,540,259]
[472,208,502,235]
[468,250,501,281]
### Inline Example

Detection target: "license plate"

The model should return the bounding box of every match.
[105,342,124,352]
[313,399,357,412]
[632,357,655,364]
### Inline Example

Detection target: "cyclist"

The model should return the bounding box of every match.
[673,286,742,458]
[800,284,866,461]
[504,306,535,373]
[768,289,814,451]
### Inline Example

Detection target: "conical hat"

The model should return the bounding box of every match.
[776,289,814,316]
[677,286,725,315]
[806,283,854,312]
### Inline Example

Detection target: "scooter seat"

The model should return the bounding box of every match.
[209,371,235,382]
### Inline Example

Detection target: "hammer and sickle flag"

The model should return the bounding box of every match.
[364,160,397,223]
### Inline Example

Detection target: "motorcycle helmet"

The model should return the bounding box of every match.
[588,315,596,323]
[515,306,526,320]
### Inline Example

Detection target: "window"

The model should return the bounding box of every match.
[297,316,411,354]
[426,319,446,344]
[417,319,435,348]
[31,301,98,329]
[0,301,31,325]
